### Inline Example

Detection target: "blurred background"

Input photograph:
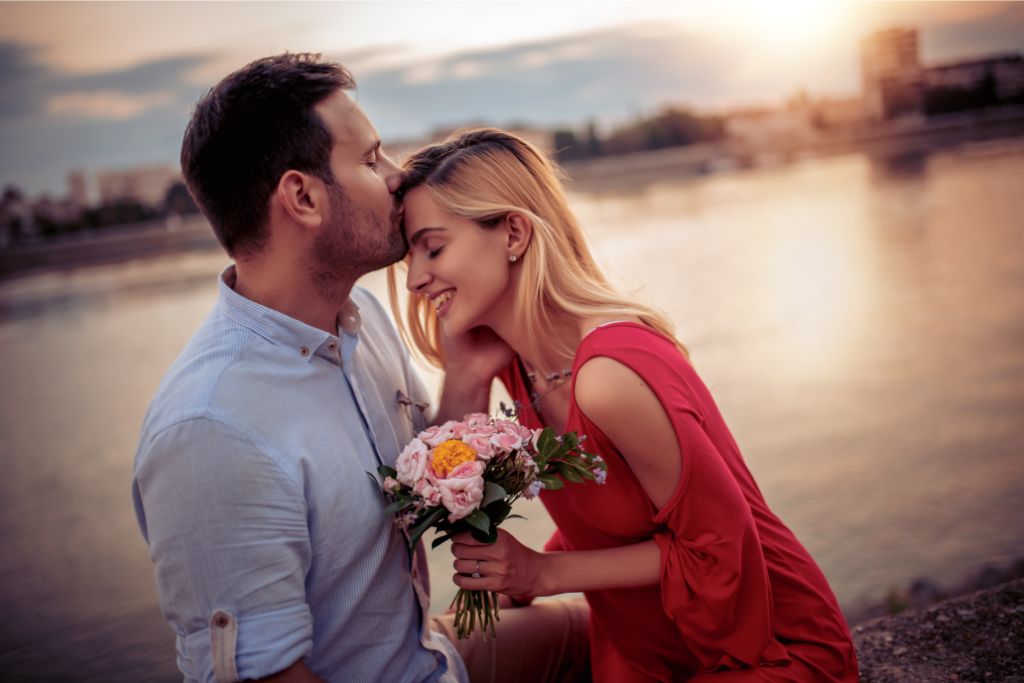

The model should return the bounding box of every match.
[2,1,1023,680]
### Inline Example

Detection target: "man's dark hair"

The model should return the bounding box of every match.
[181,53,355,257]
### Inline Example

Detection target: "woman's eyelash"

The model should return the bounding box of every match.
[428,247,443,259]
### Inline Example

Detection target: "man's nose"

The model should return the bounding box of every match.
[382,154,405,195]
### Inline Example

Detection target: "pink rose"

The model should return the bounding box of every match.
[464,413,490,427]
[395,439,429,486]
[433,460,485,522]
[413,478,443,506]
[463,434,497,460]
[382,476,401,493]
[419,421,457,447]
[490,431,522,452]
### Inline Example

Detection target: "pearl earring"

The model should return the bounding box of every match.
[509,254,518,263]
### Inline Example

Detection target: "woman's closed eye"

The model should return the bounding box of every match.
[428,246,444,259]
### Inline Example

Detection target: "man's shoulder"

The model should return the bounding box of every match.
[138,309,260,447]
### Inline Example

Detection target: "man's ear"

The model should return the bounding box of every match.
[275,170,325,230]
[505,212,533,259]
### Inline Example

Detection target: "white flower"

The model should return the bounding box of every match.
[395,438,430,486]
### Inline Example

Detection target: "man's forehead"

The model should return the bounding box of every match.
[316,90,376,147]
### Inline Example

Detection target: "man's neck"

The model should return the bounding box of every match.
[233,260,354,335]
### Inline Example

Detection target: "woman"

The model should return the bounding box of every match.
[392,128,858,682]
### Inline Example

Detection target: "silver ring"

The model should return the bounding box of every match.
[471,560,481,579]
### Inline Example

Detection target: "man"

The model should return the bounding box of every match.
[132,54,587,683]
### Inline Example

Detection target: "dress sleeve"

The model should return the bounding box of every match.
[543,529,567,552]
[133,417,314,682]
[652,411,791,672]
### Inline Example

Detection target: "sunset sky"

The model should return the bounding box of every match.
[2,1,1023,197]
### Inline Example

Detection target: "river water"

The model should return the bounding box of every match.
[1,142,1022,680]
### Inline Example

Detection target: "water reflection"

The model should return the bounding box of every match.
[1,143,1023,679]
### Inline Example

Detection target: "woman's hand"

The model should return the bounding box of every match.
[450,529,546,597]
[441,325,514,388]
[434,326,515,422]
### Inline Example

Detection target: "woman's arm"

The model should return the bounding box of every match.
[451,356,682,595]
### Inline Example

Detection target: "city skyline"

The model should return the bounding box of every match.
[2,1,1024,197]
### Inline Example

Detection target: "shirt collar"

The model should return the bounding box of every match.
[218,265,360,365]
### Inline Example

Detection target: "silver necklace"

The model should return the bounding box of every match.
[527,368,573,413]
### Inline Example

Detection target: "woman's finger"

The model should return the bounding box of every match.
[451,542,497,560]
[453,558,490,577]
[451,531,486,546]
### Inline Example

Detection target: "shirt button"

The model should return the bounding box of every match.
[328,342,337,351]
[299,346,310,357]
[213,613,230,628]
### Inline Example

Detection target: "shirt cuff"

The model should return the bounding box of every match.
[182,603,314,683]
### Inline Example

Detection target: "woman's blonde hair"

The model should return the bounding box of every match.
[388,128,684,372]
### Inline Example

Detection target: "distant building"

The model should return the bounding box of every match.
[861,28,925,121]
[724,107,818,149]
[923,54,1024,114]
[96,164,181,208]
[1,185,35,247]
[67,170,91,207]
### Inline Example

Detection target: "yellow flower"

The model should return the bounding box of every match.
[431,439,477,478]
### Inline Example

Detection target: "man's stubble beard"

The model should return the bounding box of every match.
[308,182,407,303]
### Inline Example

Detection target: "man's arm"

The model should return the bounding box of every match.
[134,417,315,682]
[256,660,325,682]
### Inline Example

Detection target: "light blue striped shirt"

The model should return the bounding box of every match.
[132,266,465,683]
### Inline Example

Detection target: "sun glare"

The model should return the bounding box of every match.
[677,0,850,52]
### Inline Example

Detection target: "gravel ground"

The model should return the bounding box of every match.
[853,578,1024,682]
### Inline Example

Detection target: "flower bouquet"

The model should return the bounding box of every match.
[371,406,606,639]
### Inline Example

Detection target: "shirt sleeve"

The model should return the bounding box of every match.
[133,417,313,682]
[652,411,791,673]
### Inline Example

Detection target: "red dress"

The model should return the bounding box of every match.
[499,323,858,682]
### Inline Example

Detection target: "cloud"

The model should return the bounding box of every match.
[47,90,177,120]
[0,40,48,118]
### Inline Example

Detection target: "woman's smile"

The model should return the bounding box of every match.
[432,289,455,318]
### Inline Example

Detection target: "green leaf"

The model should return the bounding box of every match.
[377,465,398,479]
[408,507,446,549]
[559,465,584,484]
[384,499,407,516]
[431,531,455,549]
[366,472,381,488]
[538,474,564,490]
[470,525,498,544]
[481,482,507,508]
[484,500,512,526]
[537,428,556,457]
[464,510,492,534]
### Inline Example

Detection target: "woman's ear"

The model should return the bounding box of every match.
[274,170,325,231]
[505,212,533,259]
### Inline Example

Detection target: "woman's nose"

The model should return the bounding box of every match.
[406,261,431,293]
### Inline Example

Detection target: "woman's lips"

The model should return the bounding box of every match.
[434,290,454,318]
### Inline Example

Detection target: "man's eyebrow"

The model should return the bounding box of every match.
[409,226,445,246]
[363,139,381,157]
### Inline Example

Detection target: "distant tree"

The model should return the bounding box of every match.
[602,107,723,155]
[553,129,583,162]
[585,120,603,158]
